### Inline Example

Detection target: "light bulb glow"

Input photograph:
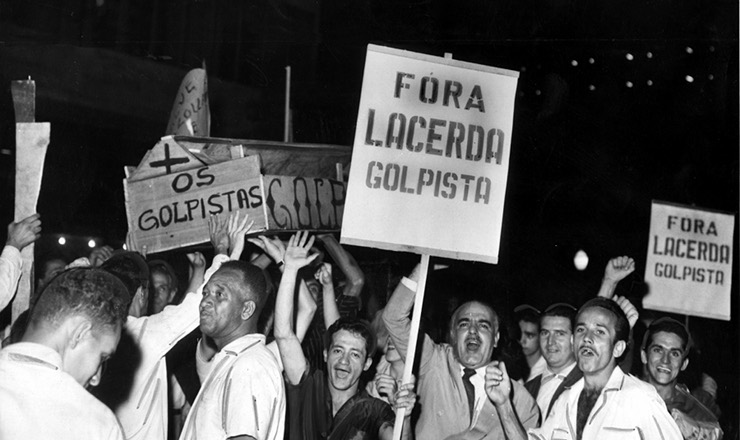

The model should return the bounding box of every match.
[574,250,589,271]
[58,237,66,246]
[88,239,96,248]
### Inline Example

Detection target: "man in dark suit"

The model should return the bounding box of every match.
[524,303,582,421]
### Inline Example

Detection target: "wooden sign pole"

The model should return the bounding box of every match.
[11,79,49,323]
[392,254,430,440]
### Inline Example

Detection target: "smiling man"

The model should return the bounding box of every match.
[275,232,416,440]
[524,303,581,420]
[383,265,538,439]
[0,268,129,439]
[641,318,722,439]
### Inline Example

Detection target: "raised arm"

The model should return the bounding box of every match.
[0,213,41,311]
[484,362,527,440]
[317,234,364,297]
[274,231,319,384]
[597,256,635,299]
[184,252,206,295]
[316,262,341,327]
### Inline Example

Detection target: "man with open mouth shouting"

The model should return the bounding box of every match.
[496,297,683,440]
[383,264,539,440]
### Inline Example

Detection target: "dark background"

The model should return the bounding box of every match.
[0,0,737,434]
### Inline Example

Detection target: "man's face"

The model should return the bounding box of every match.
[66,326,120,388]
[199,269,251,340]
[539,315,575,372]
[151,271,175,314]
[574,307,624,377]
[518,320,540,357]
[324,329,372,392]
[39,259,65,289]
[641,331,688,387]
[451,302,499,369]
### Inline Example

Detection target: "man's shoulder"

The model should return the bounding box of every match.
[619,373,662,397]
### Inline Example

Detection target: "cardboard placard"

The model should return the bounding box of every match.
[644,201,735,321]
[341,45,519,264]
[125,155,346,253]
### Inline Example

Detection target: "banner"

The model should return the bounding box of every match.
[644,201,735,320]
[341,45,518,263]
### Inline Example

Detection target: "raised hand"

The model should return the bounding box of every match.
[226,211,255,260]
[283,231,319,271]
[90,245,114,267]
[187,251,206,272]
[248,235,287,266]
[614,295,639,329]
[485,361,512,406]
[208,214,229,255]
[602,256,635,286]
[315,263,333,287]
[7,213,41,251]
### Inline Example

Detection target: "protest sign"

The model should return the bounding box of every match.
[341,45,519,264]
[644,200,735,320]
[166,68,210,137]
[125,146,346,253]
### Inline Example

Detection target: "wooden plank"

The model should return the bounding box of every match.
[127,137,206,182]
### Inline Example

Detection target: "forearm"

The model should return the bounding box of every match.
[274,266,308,383]
[295,280,317,342]
[495,400,527,440]
[382,281,415,358]
[596,277,618,298]
[322,284,341,328]
[319,234,364,297]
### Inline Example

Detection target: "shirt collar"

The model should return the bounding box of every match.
[545,360,577,379]
[1,342,62,370]
[221,333,266,356]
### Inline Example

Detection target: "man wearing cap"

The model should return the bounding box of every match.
[488,297,682,439]
[0,267,128,439]
[641,317,722,439]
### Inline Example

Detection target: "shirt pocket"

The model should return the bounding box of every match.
[549,428,571,440]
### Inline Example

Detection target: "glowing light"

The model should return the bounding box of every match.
[685,75,694,83]
[122,243,128,250]
[646,52,653,59]
[588,85,596,91]
[708,74,714,81]
[647,80,653,86]
[58,237,66,246]
[685,46,693,54]
[88,239,96,248]
[625,53,634,61]
[535,89,541,96]
[626,81,634,88]
[521,66,527,72]
[574,250,589,271]
[588,58,595,64]
[571,60,578,67]
[709,45,715,52]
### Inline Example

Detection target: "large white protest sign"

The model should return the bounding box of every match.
[644,201,735,320]
[341,45,518,263]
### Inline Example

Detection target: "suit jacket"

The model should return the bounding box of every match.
[524,364,582,420]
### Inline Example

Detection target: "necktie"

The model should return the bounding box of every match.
[462,367,476,422]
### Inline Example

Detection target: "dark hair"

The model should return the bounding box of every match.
[514,305,540,327]
[541,303,577,332]
[148,260,178,290]
[641,317,691,353]
[323,318,377,360]
[28,268,130,332]
[218,261,268,314]
[577,297,630,344]
[101,251,149,298]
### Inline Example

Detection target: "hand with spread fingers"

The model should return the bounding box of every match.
[283,231,319,271]
[7,213,42,251]
[226,211,255,260]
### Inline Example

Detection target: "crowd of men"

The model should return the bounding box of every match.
[0,212,725,439]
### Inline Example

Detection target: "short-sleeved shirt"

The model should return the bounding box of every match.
[180,334,285,440]
[0,342,124,440]
[287,368,395,440]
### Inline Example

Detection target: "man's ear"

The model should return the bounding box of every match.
[640,349,647,365]
[69,318,93,350]
[241,301,256,321]
[613,340,627,358]
[363,356,373,372]
[493,331,500,348]
[680,357,689,372]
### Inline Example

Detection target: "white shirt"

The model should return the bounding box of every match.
[527,354,548,383]
[459,364,489,420]
[536,361,577,417]
[529,366,682,440]
[181,334,286,440]
[0,342,124,440]
[114,254,228,440]
[0,245,21,312]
